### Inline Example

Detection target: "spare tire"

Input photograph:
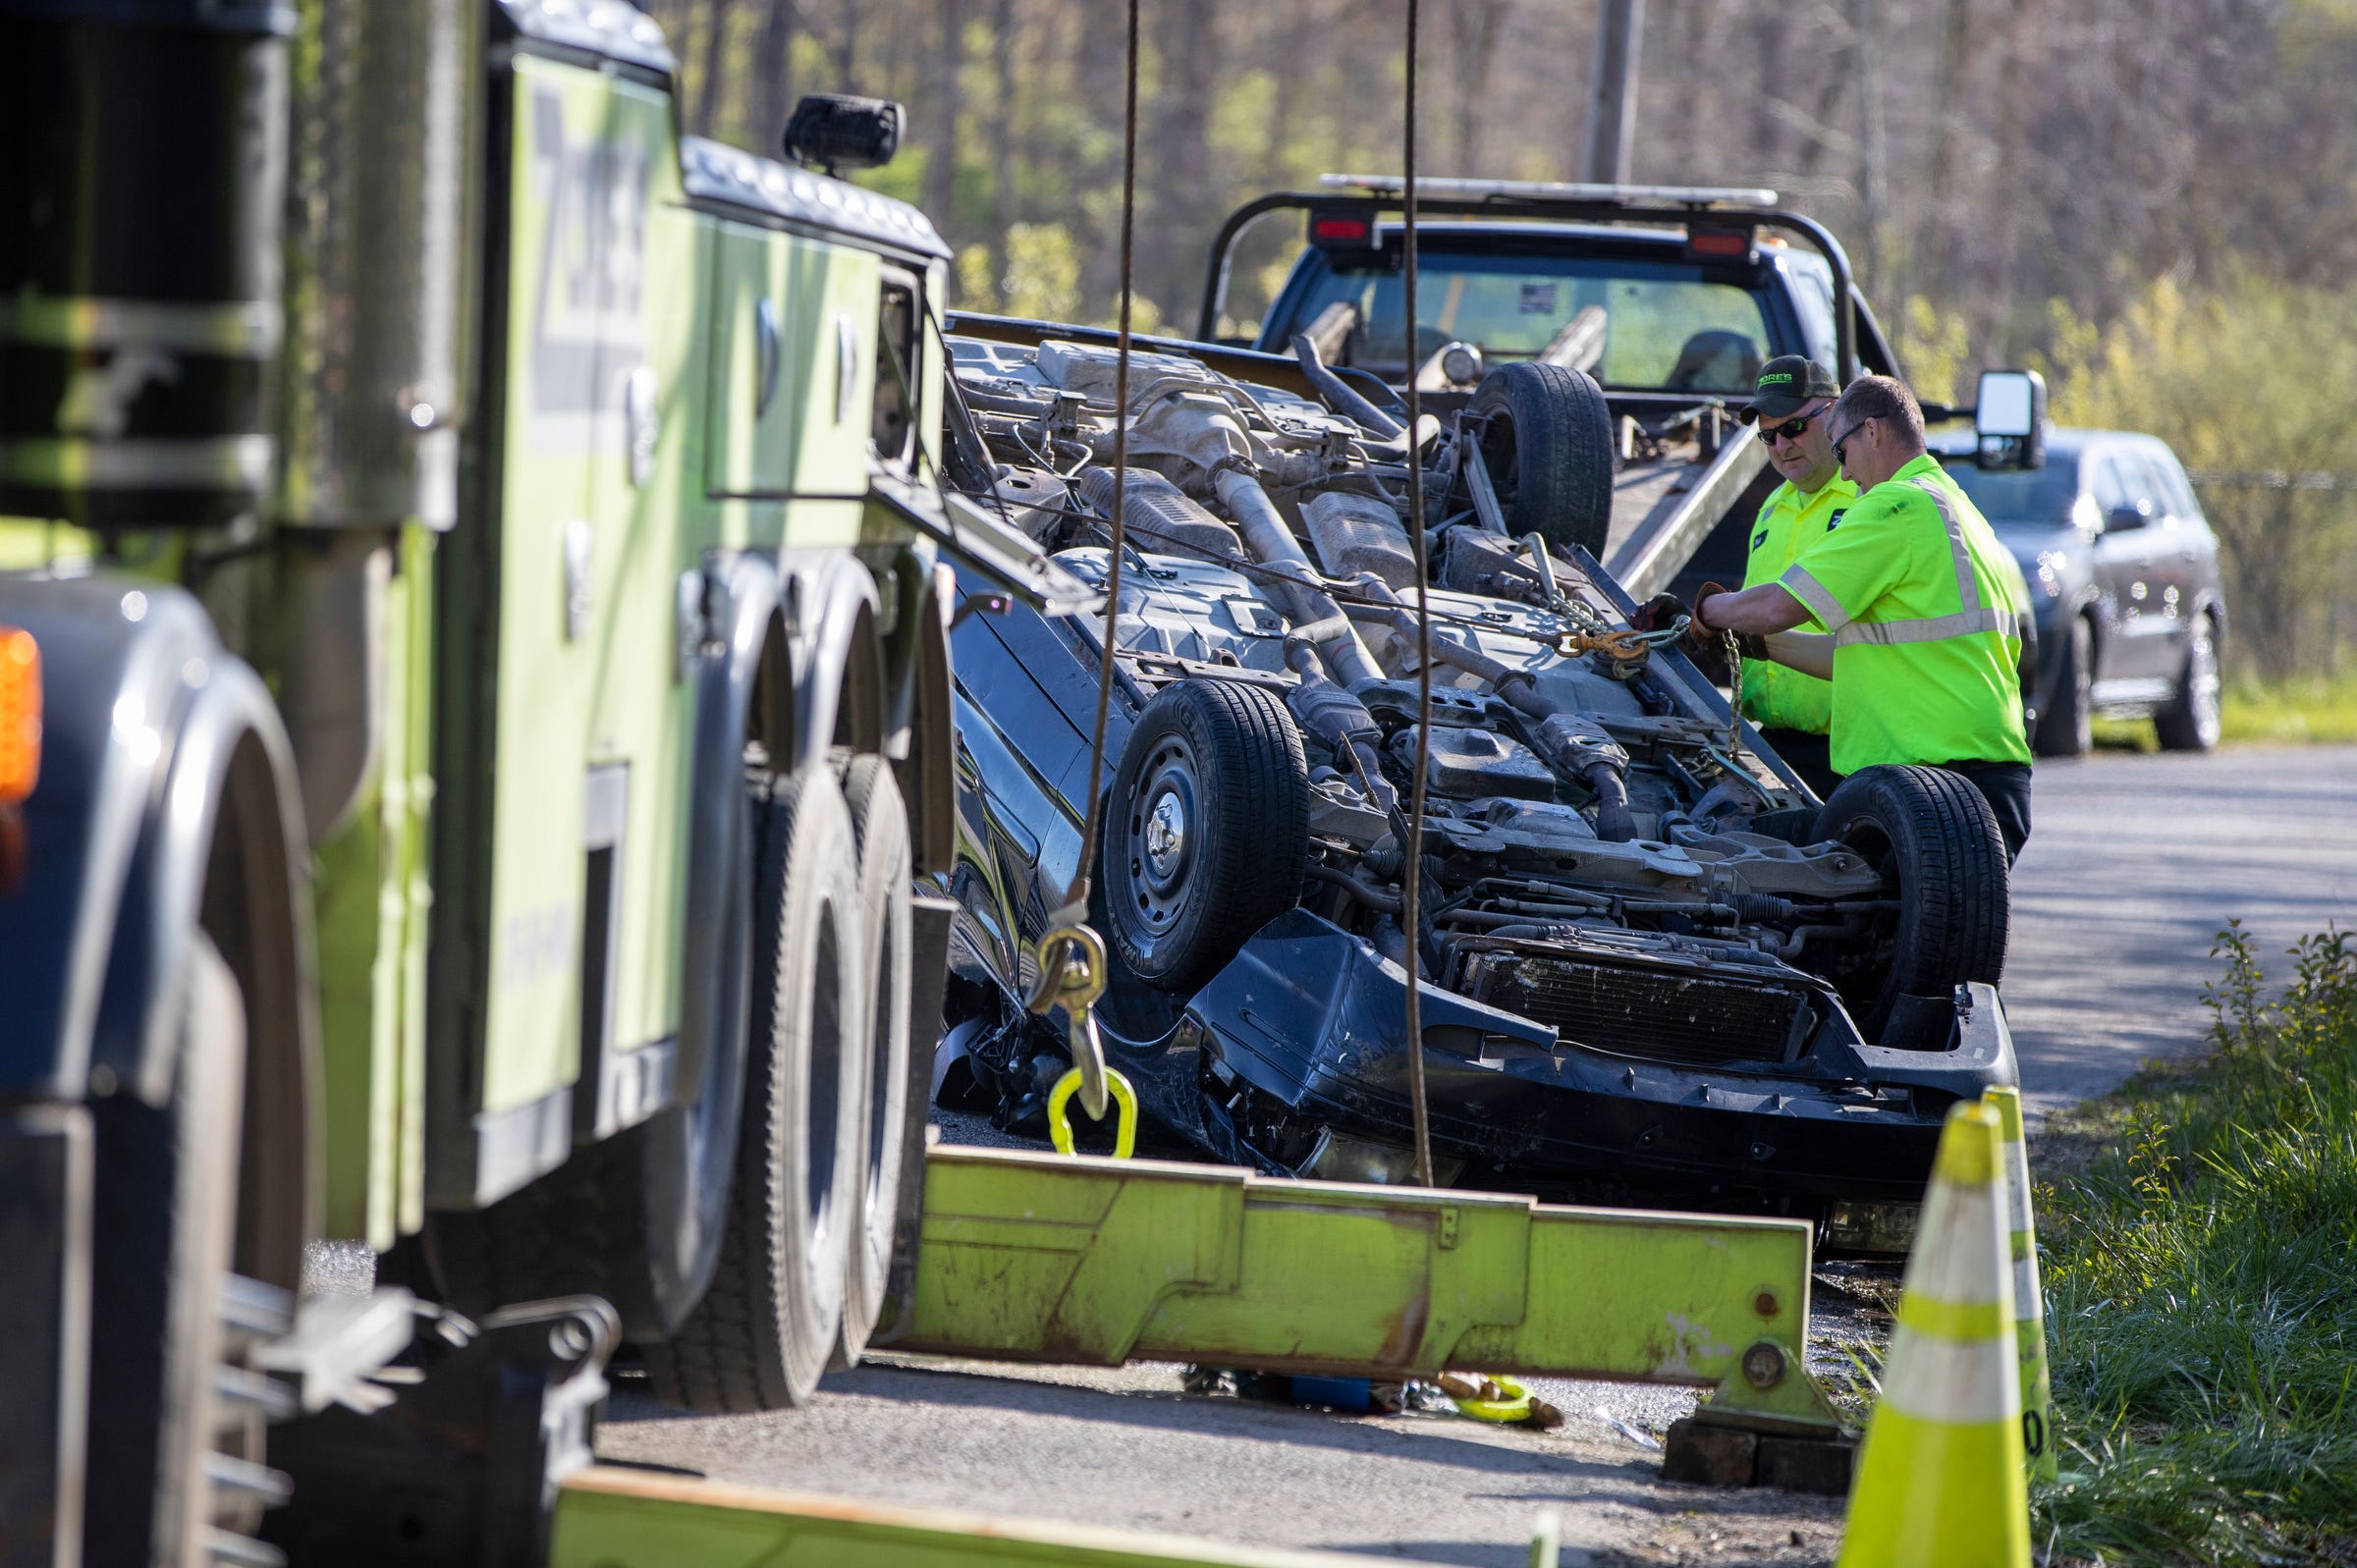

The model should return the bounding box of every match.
[1809,764,2009,1036]
[1106,677,1310,995]
[1467,361,1615,559]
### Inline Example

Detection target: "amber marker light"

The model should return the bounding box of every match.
[0,626,40,805]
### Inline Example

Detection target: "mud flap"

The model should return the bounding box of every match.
[868,892,960,1347]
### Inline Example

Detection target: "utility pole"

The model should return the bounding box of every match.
[1579,0,1644,186]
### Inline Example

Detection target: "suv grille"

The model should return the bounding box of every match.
[1482,956,1809,1068]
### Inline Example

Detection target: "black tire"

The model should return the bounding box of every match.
[1809,765,2010,1037]
[2155,611,2221,752]
[1467,361,1616,559]
[644,765,864,1410]
[831,753,912,1371]
[1106,677,1310,995]
[85,935,279,1567]
[2034,614,2093,758]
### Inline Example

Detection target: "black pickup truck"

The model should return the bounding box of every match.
[1198,175,1917,607]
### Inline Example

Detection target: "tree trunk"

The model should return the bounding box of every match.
[751,0,801,155]
[922,1,963,232]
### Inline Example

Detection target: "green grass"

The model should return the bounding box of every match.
[2030,923,2357,1564]
[2088,676,2357,752]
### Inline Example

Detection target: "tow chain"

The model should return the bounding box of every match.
[1723,626,1745,757]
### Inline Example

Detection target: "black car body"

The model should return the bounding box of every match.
[931,315,2019,1246]
[1933,429,2227,755]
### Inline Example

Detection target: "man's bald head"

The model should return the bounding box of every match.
[1828,375,1928,490]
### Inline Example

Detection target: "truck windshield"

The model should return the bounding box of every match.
[1273,250,1779,392]
[1939,454,2083,526]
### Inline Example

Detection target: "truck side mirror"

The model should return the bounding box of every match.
[1973,368,2046,471]
[783,94,904,177]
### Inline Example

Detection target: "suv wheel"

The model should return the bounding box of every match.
[1466,362,1615,559]
[2034,614,2093,758]
[1809,765,2010,1036]
[1106,677,1309,994]
[2154,613,2221,752]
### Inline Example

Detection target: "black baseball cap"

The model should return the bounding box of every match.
[1735,355,1840,424]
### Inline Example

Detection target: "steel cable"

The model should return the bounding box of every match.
[1399,0,1436,1189]
[1059,0,1142,921]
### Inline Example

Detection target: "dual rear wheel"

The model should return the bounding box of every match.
[431,751,917,1412]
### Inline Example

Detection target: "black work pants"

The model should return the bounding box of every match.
[1757,727,1842,799]
[1939,759,2033,865]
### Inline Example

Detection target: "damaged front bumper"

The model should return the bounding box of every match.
[1105,910,2015,1225]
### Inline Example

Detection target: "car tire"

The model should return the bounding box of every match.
[2033,614,2092,758]
[1107,676,1310,995]
[831,753,912,1371]
[1467,361,1615,559]
[1809,764,2010,1037]
[645,765,865,1411]
[2155,612,2222,752]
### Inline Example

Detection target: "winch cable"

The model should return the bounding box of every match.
[1066,0,1140,925]
[1018,0,1142,1135]
[1398,0,1437,1190]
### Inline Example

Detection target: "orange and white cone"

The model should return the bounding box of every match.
[1983,1085,2057,1484]
[1836,1101,2029,1568]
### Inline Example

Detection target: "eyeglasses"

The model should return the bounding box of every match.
[1828,417,1866,467]
[1755,407,1821,447]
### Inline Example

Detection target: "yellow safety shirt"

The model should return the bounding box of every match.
[1738,472,1856,733]
[1779,455,2033,776]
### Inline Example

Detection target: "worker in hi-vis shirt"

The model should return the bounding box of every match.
[1686,374,2036,862]
[1726,355,1853,795]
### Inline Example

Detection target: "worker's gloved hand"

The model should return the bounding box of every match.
[1629,592,1687,634]
[1684,581,1733,649]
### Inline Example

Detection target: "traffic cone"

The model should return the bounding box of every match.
[1836,1101,2029,1568]
[1983,1086,2058,1484]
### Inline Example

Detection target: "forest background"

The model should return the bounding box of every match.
[639,0,2357,686]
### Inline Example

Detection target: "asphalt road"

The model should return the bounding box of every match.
[2000,744,2357,1119]
[323,745,2357,1562]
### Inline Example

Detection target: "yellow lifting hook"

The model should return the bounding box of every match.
[1022,922,1137,1158]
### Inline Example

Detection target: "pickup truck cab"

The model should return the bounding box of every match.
[1200,176,1910,602]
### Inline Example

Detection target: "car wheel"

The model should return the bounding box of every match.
[1467,361,1615,559]
[2154,612,2221,752]
[831,753,912,1371]
[646,764,865,1410]
[1809,765,2010,1037]
[2033,615,2092,758]
[1107,676,1310,995]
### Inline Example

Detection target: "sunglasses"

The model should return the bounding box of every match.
[1755,406,1822,447]
[1828,417,1866,467]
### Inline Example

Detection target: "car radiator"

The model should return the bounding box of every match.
[1472,954,1813,1068]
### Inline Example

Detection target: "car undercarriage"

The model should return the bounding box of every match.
[930,317,2017,1248]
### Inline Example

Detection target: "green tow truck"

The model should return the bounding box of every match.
[0,5,1873,1564]
[0,1,1080,1560]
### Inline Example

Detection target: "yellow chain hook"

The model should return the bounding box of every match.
[1048,1063,1138,1159]
[1022,922,1116,1116]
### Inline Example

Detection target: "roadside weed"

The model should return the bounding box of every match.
[2034,922,2357,1564]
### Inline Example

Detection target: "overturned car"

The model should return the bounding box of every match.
[930,317,2017,1245]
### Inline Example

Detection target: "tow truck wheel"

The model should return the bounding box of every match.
[1106,677,1310,995]
[1467,361,1615,559]
[86,934,282,1568]
[1809,764,2010,1036]
[645,764,864,1410]
[832,753,912,1370]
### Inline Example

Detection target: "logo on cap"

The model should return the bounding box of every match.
[1759,372,1794,387]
